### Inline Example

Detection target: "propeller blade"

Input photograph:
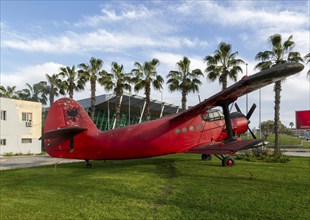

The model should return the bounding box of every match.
[248,127,257,139]
[235,103,242,113]
[246,103,257,120]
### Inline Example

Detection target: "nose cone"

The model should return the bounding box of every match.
[230,112,248,135]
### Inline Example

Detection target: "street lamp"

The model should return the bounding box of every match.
[246,63,248,115]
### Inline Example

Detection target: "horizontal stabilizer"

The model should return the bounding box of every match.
[40,127,87,140]
[186,139,266,155]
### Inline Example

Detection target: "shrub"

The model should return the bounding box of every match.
[236,149,290,163]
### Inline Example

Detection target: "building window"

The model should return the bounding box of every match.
[22,112,32,121]
[1,110,6,121]
[0,139,6,146]
[21,138,32,144]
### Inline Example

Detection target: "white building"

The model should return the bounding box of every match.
[0,97,42,154]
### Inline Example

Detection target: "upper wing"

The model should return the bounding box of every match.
[171,63,304,121]
[185,139,266,155]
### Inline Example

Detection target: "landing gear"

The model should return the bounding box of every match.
[85,159,92,168]
[201,154,212,160]
[214,155,236,166]
[222,156,236,166]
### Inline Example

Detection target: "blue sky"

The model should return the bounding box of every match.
[1,0,309,128]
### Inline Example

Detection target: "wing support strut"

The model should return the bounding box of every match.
[218,99,235,142]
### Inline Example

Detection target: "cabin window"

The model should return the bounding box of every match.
[202,109,224,122]
[1,110,6,121]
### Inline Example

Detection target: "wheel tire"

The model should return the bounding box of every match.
[201,154,207,160]
[206,154,212,160]
[222,157,236,166]
[202,154,212,160]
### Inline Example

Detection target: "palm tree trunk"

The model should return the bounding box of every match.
[69,89,74,99]
[181,88,187,111]
[145,83,151,121]
[90,78,96,121]
[274,81,282,157]
[114,90,122,128]
[222,77,228,90]
[49,92,54,107]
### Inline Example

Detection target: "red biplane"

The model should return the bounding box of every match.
[41,63,304,167]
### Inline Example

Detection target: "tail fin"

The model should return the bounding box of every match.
[43,98,98,135]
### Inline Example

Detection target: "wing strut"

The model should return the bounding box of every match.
[218,99,235,142]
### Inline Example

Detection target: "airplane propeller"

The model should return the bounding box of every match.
[235,103,257,139]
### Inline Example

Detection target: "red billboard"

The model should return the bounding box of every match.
[296,110,310,129]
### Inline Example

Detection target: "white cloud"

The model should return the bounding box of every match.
[177,1,308,29]
[1,62,64,90]
[76,4,155,27]
[176,1,309,53]
[1,28,206,54]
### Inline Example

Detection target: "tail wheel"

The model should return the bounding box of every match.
[222,157,236,166]
[201,154,212,160]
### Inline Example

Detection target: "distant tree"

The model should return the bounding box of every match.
[167,56,203,111]
[18,81,48,105]
[46,73,65,106]
[255,34,303,157]
[132,58,164,121]
[59,65,85,98]
[289,122,294,129]
[260,120,291,136]
[260,120,275,135]
[0,86,19,99]
[305,53,310,77]
[78,57,105,121]
[98,62,132,128]
[204,42,244,90]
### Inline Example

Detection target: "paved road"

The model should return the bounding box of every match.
[1,149,309,171]
[0,155,82,171]
[283,151,310,157]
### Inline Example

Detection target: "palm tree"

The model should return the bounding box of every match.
[78,57,104,121]
[18,81,48,105]
[59,65,85,98]
[99,62,132,128]
[204,42,244,90]
[0,86,19,99]
[255,34,303,157]
[305,53,310,77]
[167,56,203,111]
[132,58,164,121]
[46,73,65,106]
[289,122,294,129]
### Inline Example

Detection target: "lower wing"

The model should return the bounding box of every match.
[185,139,266,155]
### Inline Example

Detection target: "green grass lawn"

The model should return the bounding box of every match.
[266,134,310,148]
[242,134,310,148]
[1,154,309,220]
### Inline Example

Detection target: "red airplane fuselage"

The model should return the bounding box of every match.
[44,98,247,160]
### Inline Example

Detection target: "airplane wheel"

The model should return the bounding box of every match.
[201,154,212,160]
[85,160,92,168]
[222,157,236,166]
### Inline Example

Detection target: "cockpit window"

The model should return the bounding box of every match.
[202,109,224,122]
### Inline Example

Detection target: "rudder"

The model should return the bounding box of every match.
[44,98,98,134]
